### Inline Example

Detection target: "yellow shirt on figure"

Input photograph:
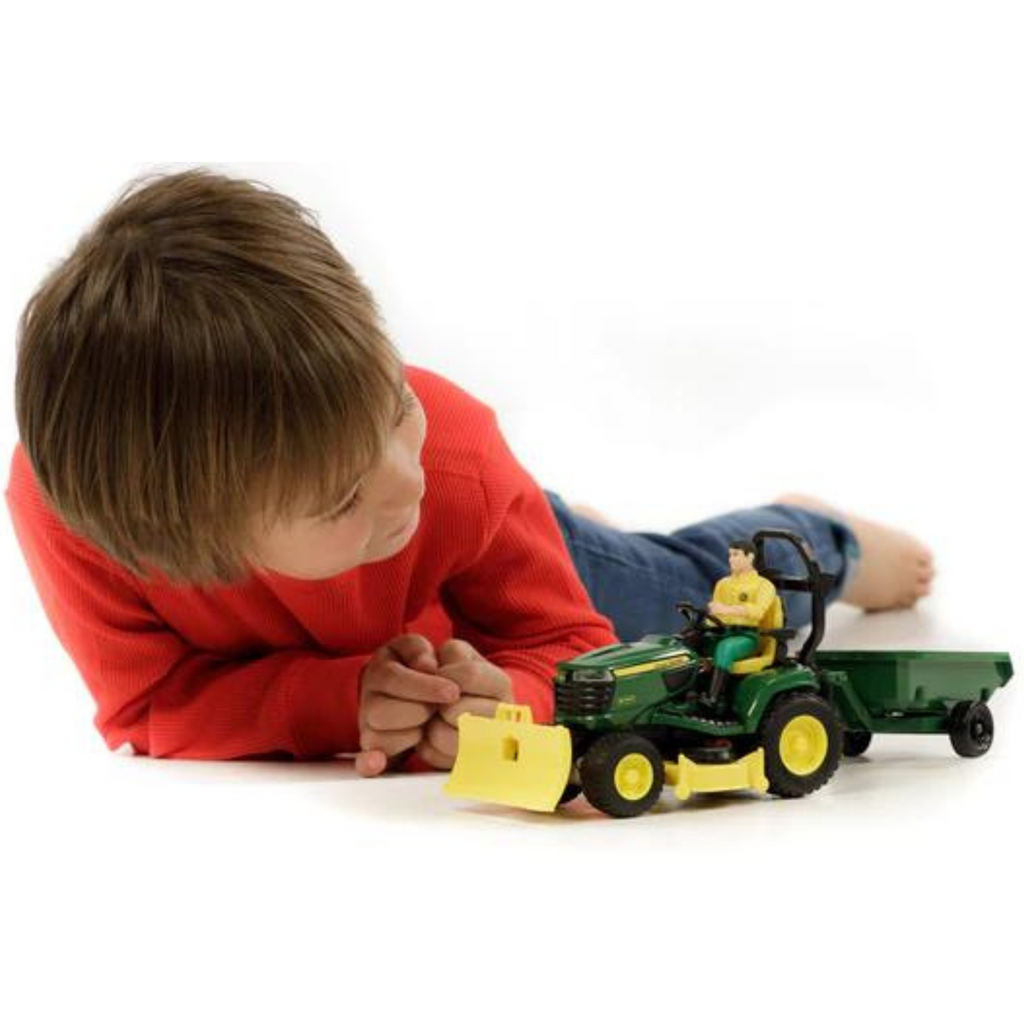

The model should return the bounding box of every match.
[711,570,777,627]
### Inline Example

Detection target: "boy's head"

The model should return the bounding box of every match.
[15,168,426,588]
[727,539,756,574]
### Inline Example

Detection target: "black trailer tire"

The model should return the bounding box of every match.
[949,701,994,758]
[580,732,665,818]
[842,730,873,757]
[557,783,583,805]
[758,691,842,797]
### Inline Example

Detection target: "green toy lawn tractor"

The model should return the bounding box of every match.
[445,529,1013,818]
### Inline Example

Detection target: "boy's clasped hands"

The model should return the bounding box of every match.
[355,633,513,776]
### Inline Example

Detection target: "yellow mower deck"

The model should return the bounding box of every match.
[445,703,770,813]
[665,749,768,801]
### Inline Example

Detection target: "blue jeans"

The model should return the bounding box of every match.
[543,491,861,642]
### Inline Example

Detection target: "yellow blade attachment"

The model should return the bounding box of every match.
[444,703,573,813]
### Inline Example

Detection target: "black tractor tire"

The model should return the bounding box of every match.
[842,730,873,757]
[580,732,665,818]
[758,691,842,798]
[948,701,994,758]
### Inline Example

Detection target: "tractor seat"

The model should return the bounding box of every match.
[731,595,785,675]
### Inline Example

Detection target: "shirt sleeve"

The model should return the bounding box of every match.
[6,493,366,760]
[439,416,619,724]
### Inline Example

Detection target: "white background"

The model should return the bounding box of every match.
[1,3,1021,1022]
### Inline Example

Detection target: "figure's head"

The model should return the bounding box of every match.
[727,539,757,574]
[15,168,425,588]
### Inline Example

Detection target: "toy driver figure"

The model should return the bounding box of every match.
[700,539,778,712]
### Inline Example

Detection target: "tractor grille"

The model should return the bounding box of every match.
[555,676,614,716]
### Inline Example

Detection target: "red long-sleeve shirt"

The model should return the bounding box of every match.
[5,365,618,761]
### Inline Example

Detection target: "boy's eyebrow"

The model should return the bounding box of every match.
[312,370,409,520]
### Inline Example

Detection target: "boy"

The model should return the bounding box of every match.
[6,170,934,777]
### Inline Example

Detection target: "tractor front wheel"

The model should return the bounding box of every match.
[580,733,665,818]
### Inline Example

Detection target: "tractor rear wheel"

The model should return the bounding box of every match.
[758,691,842,797]
[580,732,665,818]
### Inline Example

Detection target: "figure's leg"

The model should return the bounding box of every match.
[543,490,859,637]
[705,632,760,705]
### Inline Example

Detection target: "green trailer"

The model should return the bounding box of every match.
[816,649,1013,757]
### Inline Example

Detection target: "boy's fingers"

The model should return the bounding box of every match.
[424,716,459,759]
[364,692,434,731]
[356,749,416,778]
[438,696,501,726]
[355,749,388,777]
[433,659,510,699]
[435,637,483,668]
[360,725,422,758]
[385,633,438,672]
[368,662,460,704]
[415,736,456,771]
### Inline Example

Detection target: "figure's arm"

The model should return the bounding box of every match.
[710,576,778,626]
[708,579,746,620]
[745,577,778,626]
[439,422,619,724]
[7,494,366,759]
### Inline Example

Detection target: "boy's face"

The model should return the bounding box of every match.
[248,380,427,581]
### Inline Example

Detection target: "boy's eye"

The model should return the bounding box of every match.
[324,487,363,520]
[322,389,418,522]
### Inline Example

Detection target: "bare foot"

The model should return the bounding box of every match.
[568,502,618,527]
[773,492,935,611]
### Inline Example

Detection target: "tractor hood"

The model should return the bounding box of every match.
[557,633,695,676]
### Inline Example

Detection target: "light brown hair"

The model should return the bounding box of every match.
[15,168,405,588]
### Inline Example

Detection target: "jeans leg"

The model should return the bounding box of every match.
[543,490,860,639]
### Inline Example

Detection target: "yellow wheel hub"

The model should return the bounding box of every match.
[779,715,828,775]
[614,753,655,800]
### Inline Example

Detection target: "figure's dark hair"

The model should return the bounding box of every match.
[728,539,756,556]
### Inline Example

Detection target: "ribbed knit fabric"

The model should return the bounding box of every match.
[5,365,618,763]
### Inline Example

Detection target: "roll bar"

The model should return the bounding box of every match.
[752,529,837,668]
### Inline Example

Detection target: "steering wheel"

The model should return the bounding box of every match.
[674,600,727,632]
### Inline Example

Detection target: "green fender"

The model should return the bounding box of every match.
[732,665,821,730]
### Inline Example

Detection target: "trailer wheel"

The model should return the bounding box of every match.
[557,783,583,805]
[759,691,842,797]
[842,730,872,757]
[949,701,993,758]
[580,733,665,818]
